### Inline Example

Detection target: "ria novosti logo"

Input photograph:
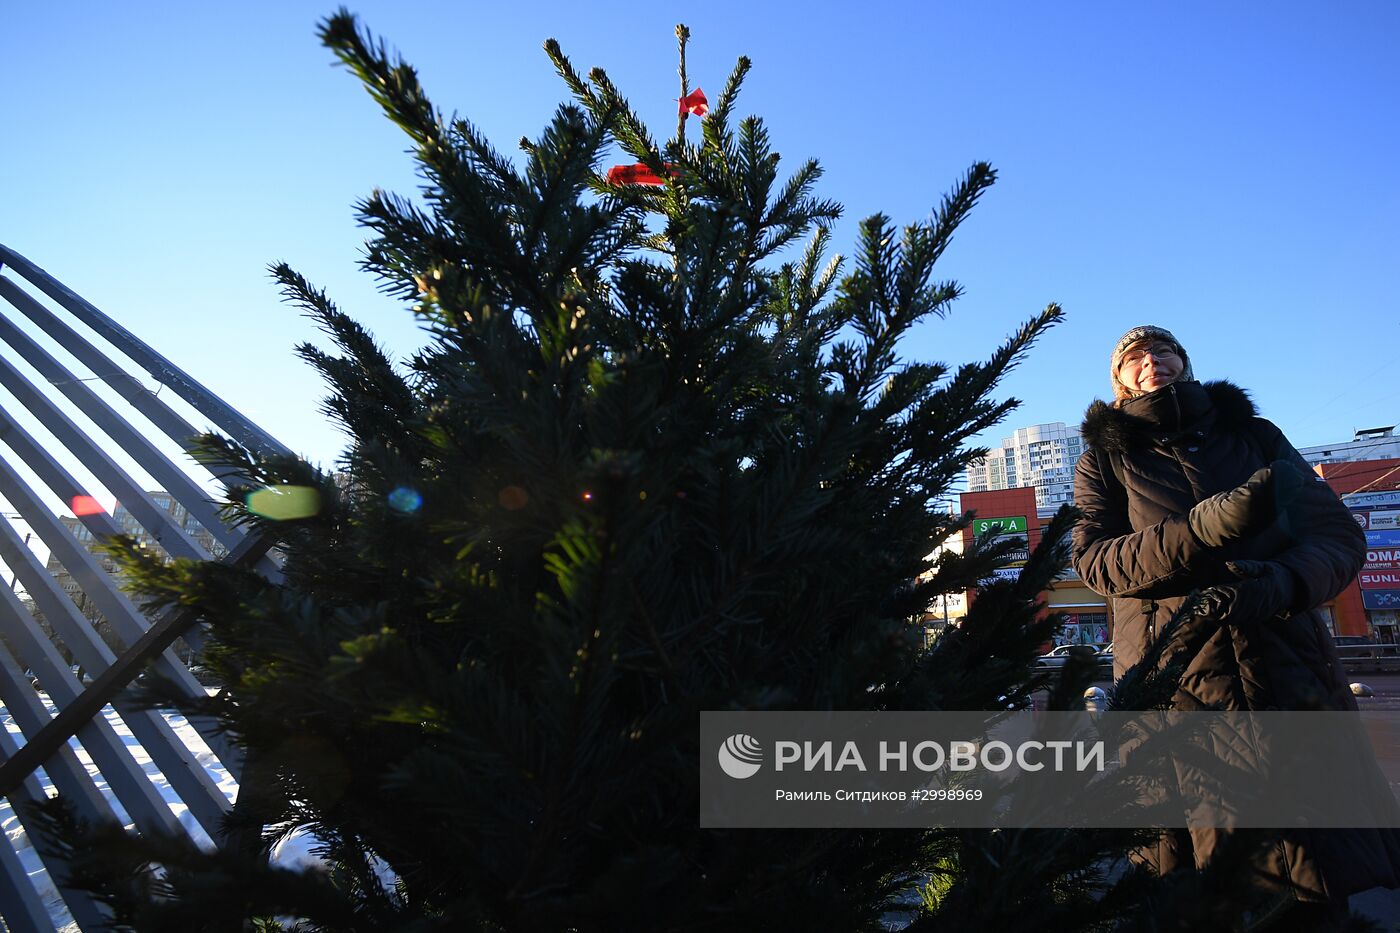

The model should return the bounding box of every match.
[718,733,763,779]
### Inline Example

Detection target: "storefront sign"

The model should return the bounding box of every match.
[1345,491,1400,508]
[1366,530,1400,548]
[1360,571,1400,589]
[973,516,1027,537]
[1365,510,1400,531]
[1354,507,1400,529]
[1366,549,1400,571]
[1362,590,1400,610]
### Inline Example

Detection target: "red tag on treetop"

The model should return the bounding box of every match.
[679,88,709,117]
[606,163,671,186]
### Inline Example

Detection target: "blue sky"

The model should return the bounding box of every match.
[3,1,1397,479]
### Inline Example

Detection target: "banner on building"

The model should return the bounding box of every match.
[1346,491,1400,508]
[1360,509,1400,529]
[1366,549,1400,571]
[1360,571,1400,589]
[1367,511,1400,531]
[1362,590,1400,611]
[973,516,1027,537]
[1366,530,1400,548]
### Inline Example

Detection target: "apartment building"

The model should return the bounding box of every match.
[1300,426,1400,466]
[965,422,1085,509]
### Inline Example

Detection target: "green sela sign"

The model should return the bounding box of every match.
[972,515,1027,536]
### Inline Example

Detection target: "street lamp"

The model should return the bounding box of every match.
[1,511,34,591]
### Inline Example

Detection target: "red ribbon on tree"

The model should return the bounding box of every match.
[606,163,673,186]
[679,88,709,117]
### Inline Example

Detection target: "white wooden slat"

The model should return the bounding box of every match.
[0,356,214,564]
[0,310,242,554]
[0,724,111,933]
[0,245,291,459]
[0,581,190,843]
[0,242,296,930]
[0,403,208,654]
[0,275,244,489]
[0,510,231,839]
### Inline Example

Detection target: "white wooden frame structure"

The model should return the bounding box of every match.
[0,244,287,930]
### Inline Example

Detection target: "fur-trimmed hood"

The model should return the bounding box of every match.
[1080,379,1258,453]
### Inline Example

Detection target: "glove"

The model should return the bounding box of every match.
[1186,460,1304,548]
[1196,560,1301,626]
[1226,559,1302,613]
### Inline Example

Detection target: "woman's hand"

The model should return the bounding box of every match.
[1186,460,1305,548]
[1200,559,1304,625]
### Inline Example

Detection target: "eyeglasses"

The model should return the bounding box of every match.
[1120,343,1180,366]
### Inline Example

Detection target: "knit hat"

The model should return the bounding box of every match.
[1110,325,1194,401]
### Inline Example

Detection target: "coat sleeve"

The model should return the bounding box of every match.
[1252,419,1366,608]
[1072,446,1211,598]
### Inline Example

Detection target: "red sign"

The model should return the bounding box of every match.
[1360,571,1400,589]
[1365,549,1400,572]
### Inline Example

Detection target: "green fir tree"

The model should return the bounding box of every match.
[29,11,1251,932]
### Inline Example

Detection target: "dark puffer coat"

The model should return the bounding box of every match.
[1073,378,1400,901]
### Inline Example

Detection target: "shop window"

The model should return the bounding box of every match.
[1315,604,1335,635]
[1370,609,1399,643]
[1054,612,1109,646]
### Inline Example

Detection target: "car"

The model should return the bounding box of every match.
[1334,635,1378,659]
[1096,642,1115,668]
[1035,644,1099,669]
[1331,635,1400,660]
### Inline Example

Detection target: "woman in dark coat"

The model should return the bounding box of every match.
[1072,325,1400,930]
